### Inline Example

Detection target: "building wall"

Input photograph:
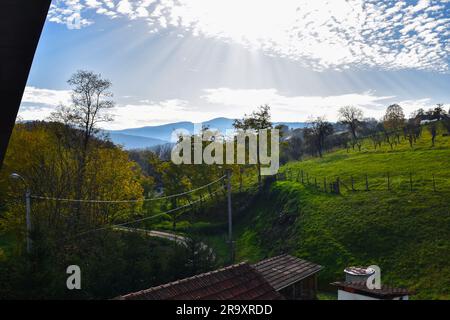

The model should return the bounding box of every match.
[338,290,379,300]
[279,275,318,300]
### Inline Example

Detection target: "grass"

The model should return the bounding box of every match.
[281,129,450,193]
[317,292,337,300]
[210,129,450,300]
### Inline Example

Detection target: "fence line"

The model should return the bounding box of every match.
[277,169,449,194]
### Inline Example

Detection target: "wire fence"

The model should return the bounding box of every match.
[277,169,450,194]
[25,175,229,239]
[30,175,227,203]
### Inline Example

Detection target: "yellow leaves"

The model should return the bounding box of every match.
[0,123,147,231]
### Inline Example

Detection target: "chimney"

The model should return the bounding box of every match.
[344,266,375,283]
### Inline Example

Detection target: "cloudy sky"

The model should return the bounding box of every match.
[20,0,450,129]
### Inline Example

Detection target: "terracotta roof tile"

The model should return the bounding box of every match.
[331,281,413,298]
[116,262,284,300]
[253,254,323,290]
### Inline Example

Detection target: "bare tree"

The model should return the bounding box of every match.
[304,116,334,158]
[51,70,114,150]
[338,106,364,141]
[432,104,445,120]
[429,122,437,147]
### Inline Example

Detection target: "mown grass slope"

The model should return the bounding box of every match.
[232,129,450,299]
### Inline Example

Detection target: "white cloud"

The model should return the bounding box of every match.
[21,86,71,106]
[48,0,93,29]
[116,0,133,15]
[85,0,102,8]
[18,87,72,121]
[18,86,445,129]
[107,99,214,129]
[201,88,397,122]
[135,6,149,17]
[48,0,450,72]
[18,107,58,122]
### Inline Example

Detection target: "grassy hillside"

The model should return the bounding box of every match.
[282,128,450,192]
[230,129,450,299]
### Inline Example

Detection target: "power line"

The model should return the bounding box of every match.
[75,186,225,236]
[30,175,226,203]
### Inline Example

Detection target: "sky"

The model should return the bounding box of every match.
[19,0,450,130]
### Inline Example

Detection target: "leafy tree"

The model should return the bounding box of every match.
[233,105,273,188]
[50,70,115,226]
[383,104,405,144]
[183,233,217,275]
[0,122,143,255]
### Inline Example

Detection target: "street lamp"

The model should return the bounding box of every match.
[9,173,32,253]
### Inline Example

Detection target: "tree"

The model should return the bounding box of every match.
[50,70,114,224]
[432,104,445,120]
[383,104,405,143]
[233,105,272,188]
[0,122,143,253]
[429,122,437,147]
[442,113,450,134]
[304,117,334,158]
[183,234,217,275]
[338,106,364,142]
[51,70,114,151]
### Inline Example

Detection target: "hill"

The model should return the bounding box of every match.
[108,118,308,149]
[107,132,168,149]
[214,129,450,299]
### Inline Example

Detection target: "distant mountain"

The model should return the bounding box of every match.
[273,121,308,130]
[111,121,194,142]
[107,132,168,150]
[107,118,308,150]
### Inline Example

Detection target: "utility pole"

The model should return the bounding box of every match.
[226,169,234,264]
[25,188,31,253]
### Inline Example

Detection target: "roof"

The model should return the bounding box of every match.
[331,281,413,299]
[252,254,323,291]
[116,262,284,300]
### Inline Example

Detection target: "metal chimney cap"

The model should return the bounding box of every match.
[344,266,375,276]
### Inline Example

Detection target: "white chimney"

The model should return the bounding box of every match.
[344,266,375,283]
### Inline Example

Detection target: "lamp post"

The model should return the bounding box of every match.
[10,173,32,253]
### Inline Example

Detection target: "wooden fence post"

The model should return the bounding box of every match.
[301,170,304,184]
[314,177,317,189]
[365,174,369,191]
[351,176,355,191]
